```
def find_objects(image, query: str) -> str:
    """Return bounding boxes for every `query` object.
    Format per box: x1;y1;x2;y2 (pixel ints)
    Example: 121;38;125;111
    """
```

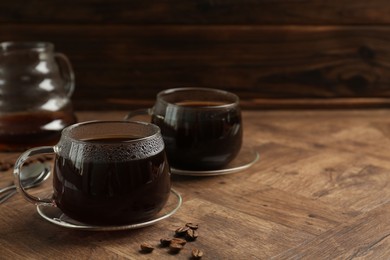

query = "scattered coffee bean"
175;226;190;236
191;248;204;259
169;243;183;254
139;222;201;256
186;223;199;230
160;237;172;247
185;229;198;241
140;242;154;253
171;237;187;246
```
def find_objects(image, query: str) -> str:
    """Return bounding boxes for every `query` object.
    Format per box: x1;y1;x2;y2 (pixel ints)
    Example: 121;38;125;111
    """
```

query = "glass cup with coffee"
126;88;243;171
14;121;171;225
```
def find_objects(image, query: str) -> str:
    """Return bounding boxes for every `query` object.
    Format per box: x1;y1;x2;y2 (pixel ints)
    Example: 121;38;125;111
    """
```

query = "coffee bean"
139;222;202;256
140;242;154;253
169;243;183;254
191;248;204;259
171;237;187;246
175;226;190;236
185;229;198;241
159;237;172;247
186;223;199;230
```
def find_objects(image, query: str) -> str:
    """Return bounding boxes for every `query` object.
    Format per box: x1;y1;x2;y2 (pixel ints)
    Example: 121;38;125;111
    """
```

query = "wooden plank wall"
1;1;390;110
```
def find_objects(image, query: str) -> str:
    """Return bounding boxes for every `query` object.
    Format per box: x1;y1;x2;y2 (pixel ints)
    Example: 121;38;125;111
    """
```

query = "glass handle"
13;146;55;206
55;53;75;98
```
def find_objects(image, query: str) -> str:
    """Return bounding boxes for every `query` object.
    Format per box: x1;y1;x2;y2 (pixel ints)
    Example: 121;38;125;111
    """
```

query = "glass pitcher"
0;41;77;151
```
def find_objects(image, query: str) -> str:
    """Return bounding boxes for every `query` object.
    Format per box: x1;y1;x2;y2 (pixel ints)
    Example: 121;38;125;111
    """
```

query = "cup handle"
55;53;75;98
13;146;56;206
124;108;152;121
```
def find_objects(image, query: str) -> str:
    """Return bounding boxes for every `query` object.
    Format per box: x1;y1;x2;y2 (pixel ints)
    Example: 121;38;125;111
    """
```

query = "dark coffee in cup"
126;88;243;171
14;121;171;225
152;100;242;170
53;136;170;225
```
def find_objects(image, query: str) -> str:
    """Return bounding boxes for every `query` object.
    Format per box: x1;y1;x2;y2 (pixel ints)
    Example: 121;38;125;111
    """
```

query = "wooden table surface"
1;110;390;259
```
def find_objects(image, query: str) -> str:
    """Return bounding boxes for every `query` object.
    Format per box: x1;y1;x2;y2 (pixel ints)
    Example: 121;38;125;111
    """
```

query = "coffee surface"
174;101;229;107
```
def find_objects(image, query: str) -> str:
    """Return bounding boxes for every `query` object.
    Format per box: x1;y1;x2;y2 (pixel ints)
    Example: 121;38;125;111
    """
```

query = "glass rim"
60;120;161;145
156;87;240;109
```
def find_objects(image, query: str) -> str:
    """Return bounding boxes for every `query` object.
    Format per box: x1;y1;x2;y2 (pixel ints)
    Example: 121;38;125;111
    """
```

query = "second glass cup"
126;88;243;171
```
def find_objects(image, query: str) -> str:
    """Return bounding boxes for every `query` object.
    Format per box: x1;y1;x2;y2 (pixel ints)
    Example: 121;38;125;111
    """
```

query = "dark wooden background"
2;1;390;110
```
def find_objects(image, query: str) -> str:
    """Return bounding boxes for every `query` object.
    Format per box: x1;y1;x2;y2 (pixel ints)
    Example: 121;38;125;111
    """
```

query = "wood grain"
1;1;390;25
2;24;390;109
0;110;389;258
2;1;390;109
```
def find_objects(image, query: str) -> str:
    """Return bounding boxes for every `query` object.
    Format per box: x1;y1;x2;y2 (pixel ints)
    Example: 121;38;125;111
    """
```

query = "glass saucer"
36;189;182;231
171;146;259;176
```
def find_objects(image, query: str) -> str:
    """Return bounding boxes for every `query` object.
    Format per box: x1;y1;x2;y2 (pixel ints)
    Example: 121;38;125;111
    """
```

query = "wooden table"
1;110;390;259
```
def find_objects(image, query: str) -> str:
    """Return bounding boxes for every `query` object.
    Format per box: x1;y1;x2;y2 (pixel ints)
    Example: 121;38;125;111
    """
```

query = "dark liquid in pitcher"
0;110;77;151
152;101;242;170
53;137;171;225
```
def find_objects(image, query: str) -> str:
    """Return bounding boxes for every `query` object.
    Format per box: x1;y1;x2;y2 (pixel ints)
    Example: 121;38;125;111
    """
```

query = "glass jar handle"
55;53;75;97
13;146;56;206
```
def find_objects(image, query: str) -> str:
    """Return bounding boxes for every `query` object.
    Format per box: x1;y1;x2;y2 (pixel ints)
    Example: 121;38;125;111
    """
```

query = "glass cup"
126;88;243;171
14;121;171;225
